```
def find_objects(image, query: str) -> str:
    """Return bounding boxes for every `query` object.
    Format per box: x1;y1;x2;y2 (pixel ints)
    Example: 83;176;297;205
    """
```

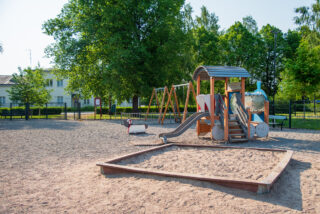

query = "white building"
0;69;134;108
0;69;94;107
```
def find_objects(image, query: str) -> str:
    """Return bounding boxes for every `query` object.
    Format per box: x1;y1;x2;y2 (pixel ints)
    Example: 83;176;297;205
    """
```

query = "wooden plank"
224;108;228;141
197;76;200;136
264;100;269;125
241;78;246;106
210;77;215;130
225;78;229;112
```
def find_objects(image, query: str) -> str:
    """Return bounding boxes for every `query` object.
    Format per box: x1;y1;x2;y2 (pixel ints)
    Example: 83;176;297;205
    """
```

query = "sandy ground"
0;119;319;213
118;146;283;181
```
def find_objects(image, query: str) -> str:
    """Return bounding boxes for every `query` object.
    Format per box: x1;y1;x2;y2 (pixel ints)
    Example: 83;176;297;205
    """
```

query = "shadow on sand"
104;159;310;211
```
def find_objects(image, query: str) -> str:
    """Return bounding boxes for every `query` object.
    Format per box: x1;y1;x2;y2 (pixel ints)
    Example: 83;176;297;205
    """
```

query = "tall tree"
242;16;258;35
7;68;52;105
194;6;220;65
43;0;191;112
256;24;285;98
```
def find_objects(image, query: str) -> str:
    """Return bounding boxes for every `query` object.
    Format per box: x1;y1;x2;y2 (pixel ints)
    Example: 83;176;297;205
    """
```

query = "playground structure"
159;66;270;143
145;82;197;124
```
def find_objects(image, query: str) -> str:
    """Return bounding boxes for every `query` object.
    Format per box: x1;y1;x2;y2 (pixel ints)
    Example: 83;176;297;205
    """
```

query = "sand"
0;120;320;213
118;146;284;181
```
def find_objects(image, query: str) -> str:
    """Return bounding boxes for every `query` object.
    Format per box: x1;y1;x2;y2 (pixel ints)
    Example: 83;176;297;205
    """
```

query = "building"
0;69;134;108
0;70;94;107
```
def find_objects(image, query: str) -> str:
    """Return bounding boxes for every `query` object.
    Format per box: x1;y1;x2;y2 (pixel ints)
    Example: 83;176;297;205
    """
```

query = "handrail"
233;93;249;138
216;94;226;126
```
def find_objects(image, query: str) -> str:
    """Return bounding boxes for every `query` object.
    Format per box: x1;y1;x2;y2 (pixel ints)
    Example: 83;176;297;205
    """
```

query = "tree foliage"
43;0;193;111
7;68;52;105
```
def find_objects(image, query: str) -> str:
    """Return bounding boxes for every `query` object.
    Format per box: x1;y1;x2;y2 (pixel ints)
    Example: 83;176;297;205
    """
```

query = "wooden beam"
161;86;174;125
158;86;167;123
173;87;181;118
224;108;228;141
210;77;215;130
145;88;155;121
264;101;269;125
182;83;191;122
247;108;251;139
241;78;246;107
225;77;229;112
197;76;200;136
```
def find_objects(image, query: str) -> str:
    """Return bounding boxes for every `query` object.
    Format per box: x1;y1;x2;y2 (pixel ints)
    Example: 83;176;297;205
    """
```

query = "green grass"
270;114;320;130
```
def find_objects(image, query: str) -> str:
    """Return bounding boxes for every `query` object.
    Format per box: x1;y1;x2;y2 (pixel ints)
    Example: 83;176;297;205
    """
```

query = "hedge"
0;107;62;115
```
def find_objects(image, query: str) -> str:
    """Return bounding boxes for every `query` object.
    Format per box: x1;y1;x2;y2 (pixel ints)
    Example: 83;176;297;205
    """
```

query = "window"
84;99;90;104
57;96;63;103
46;79;53;87
0;97;5;105
57;80;63;87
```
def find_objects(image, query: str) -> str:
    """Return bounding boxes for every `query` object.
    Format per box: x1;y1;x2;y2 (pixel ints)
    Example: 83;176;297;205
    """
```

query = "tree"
43;0;192;112
242;16;258;35
220;22;263;82
7;68;52;105
256;24;285;98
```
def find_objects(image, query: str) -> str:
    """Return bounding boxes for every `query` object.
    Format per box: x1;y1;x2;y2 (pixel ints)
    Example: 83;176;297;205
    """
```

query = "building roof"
192;66;251;80
0;75;15;86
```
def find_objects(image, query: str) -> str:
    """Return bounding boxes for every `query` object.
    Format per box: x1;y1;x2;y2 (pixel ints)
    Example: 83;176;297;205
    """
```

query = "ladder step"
228;119;238;122
231;138;248;142
230;133;245;137
229;129;242;131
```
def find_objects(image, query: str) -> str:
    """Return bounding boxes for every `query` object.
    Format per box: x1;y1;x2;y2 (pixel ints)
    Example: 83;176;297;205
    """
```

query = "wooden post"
173;87;181;118
224;108;228;141
247;108;251;139
182;83;191;122
155;90;160;112
190;82;197;104
197;76;201;136
264;100;269;125
161;86;175;124
158;87;167;123
241;78;246;107
145;88;155;120
210;77;215;140
225;77;229;112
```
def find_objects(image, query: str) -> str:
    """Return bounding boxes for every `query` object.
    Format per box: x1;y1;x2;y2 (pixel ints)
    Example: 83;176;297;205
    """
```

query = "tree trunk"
132;95;139;113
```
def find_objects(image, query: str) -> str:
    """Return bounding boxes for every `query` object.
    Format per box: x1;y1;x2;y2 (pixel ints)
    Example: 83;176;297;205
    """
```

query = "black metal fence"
0;102;67;120
270;99;320;129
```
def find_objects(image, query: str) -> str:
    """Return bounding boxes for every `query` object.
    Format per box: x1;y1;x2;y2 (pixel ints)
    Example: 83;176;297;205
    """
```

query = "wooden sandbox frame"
97;144;293;194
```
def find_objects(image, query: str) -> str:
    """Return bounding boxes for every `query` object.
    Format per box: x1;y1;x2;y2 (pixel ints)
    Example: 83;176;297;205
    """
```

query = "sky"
0;0;315;75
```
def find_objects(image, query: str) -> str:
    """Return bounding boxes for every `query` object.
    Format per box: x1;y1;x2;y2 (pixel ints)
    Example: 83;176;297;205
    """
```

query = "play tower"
159;65;269;143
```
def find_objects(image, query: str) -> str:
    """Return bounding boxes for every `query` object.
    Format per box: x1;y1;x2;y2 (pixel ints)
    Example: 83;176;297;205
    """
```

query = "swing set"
145;81;197;124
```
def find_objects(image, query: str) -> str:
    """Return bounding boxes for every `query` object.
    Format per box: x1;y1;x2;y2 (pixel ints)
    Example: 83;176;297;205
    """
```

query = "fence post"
303;99;306;120
25;103;29;120
10;103;12;120
314;96;316;116
289;100;292;129
64;103;67;120
46;103;48;119
78;102;81;120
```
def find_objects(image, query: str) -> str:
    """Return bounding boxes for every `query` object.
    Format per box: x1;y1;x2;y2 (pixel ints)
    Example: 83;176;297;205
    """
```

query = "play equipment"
145;82;197;125
123;119;148;134
160;66;270;143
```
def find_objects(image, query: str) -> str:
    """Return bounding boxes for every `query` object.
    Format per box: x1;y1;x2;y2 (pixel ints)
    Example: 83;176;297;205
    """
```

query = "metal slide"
159;112;210;143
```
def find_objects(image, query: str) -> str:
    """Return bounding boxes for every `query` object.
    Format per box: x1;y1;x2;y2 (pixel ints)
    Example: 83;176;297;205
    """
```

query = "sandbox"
97;144;293;193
